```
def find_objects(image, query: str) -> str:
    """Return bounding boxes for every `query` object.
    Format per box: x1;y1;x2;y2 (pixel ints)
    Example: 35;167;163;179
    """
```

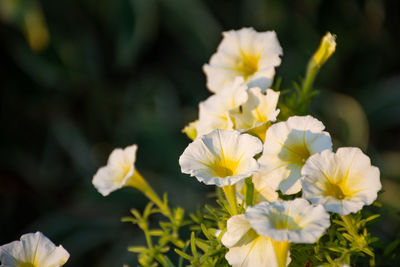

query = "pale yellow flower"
196;77;248;137
0;232;69;267
230;87;280;141
301;148;381;215
92;144;143;196
257;116;332;195
222;215;290;267
246;199;330;243
203;28;282;93
246;199;330;267
179;129;262;187
92;145;171;216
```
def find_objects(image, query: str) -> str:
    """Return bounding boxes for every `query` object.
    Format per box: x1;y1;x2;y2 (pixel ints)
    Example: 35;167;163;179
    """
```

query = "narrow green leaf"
128;246;148;253
174;248;193;261
149;230;164;236
190;232;198;257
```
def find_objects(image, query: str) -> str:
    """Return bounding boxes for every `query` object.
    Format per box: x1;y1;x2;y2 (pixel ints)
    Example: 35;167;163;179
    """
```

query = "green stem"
223;185;239;215
141;221;153;250
244;177;254;207
127;171;172;219
303;62;318;93
298;60;319;111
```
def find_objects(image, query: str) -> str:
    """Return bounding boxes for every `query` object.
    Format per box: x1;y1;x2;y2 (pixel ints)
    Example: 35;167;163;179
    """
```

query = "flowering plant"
0;28;383;267
89;28;383;267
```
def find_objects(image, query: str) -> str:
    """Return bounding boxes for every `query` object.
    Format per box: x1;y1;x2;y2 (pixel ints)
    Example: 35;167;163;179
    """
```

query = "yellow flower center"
324;182;346;199
120;162;132;175
287;144;311;165
18;263;36;267
210;159;238;178
237;53;259;79
271;214;302;230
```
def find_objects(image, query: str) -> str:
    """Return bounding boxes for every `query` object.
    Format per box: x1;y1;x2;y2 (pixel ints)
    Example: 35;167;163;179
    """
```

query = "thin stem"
127;171;173;219
297;60;319;113
244;177;254;207
223;185;239;215
302;61;319;97
141;221;153;250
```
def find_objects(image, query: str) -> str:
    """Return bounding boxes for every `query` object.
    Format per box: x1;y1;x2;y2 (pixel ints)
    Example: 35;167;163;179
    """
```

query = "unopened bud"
182;120;198;140
312;32;336;68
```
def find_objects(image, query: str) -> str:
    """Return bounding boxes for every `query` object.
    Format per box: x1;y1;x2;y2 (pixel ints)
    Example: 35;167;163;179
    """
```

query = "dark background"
0;0;399;266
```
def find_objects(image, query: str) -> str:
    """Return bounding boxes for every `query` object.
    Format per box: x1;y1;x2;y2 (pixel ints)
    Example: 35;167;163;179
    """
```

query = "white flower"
222;215;290;267
203;28;283;93
301;148;381;215
257;115;332;195
236;174;279;204
252;173;280;202
179;129;262;187
246;199;330;243
196;77;248;137
230;87;280;141
92;144;140;196
0;232;69;267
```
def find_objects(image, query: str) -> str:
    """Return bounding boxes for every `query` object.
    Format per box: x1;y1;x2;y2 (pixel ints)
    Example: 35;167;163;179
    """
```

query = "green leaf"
200;224;214;241
149;230;164;236
190;232;199;257
121;217;137;224
174;248;193;261
128;246;148;253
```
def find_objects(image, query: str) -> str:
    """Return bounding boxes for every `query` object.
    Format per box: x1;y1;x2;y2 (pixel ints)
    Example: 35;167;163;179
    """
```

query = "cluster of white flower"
82;28;382;267
0;28;383;267
178;28;382;267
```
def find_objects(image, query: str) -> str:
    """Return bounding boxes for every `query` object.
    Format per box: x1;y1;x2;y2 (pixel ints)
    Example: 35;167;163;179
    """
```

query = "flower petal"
203;28;282;93
221;215;256;248
179;130;262;187
225;237;282;267
301;148;381;215
196;77;248;137
0;232;69;267
258;116;332;194
246;199;330;243
92;144;138;196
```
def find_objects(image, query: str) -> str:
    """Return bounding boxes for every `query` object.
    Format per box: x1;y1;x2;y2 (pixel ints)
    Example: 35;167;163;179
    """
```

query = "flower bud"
311;32;336;68
182;120;198;140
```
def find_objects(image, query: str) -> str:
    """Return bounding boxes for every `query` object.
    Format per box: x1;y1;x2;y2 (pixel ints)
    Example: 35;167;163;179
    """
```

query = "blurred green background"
0;0;399;266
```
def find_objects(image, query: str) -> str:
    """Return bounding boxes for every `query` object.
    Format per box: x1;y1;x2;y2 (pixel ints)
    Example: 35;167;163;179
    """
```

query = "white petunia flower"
0;232;69;267
222;215;290;267
196;77;248;137
257;115;332;195
246;198;330;243
92;144;142;196
301;148;381;216
252;173;280;202
236;174;279;205
230;87;280;141
203;27;283;93
179;129;262;187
